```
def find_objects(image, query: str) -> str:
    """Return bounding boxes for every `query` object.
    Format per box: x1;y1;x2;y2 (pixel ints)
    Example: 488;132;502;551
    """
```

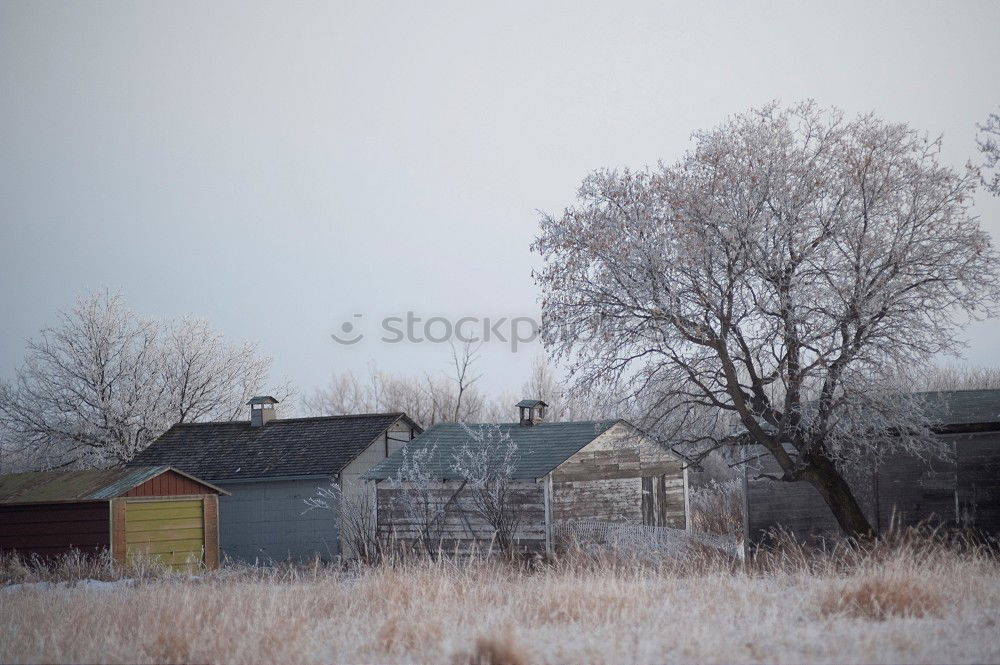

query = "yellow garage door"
125;499;205;569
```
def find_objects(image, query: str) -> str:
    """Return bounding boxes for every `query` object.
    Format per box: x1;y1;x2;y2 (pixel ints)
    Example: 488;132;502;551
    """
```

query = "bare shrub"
451;423;521;555
820;577;943;620
689;478;743;535
0;549;175;585
453;631;528;665
304;482;382;563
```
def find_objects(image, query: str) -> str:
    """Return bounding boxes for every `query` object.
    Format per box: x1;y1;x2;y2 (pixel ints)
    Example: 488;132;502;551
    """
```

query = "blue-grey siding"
216;478;338;562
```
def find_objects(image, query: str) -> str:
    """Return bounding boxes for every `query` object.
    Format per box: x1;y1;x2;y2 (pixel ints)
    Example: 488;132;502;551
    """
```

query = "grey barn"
365;400;689;555
129;397;420;562
742;389;1000;549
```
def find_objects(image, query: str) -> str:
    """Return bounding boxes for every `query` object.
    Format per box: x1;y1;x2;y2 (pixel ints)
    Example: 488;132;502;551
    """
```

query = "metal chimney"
248;396;279;427
516;399;548;427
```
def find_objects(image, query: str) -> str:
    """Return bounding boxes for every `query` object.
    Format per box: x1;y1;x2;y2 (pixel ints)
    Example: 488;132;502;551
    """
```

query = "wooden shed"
365;402;688;556
0;466;228;569
741;389;1000;548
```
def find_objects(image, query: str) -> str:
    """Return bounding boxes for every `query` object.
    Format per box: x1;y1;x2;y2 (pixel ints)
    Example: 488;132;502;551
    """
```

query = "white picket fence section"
555;521;742;558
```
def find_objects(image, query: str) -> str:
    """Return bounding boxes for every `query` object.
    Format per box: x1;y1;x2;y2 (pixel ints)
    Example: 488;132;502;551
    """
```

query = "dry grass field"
1;534;999;665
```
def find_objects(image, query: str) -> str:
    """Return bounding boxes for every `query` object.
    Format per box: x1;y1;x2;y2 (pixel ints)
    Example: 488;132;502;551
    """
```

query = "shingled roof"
364;419;626;481
129;413;420;482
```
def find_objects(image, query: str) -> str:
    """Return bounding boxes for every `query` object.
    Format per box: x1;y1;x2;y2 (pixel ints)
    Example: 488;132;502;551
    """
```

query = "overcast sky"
1;0;998;408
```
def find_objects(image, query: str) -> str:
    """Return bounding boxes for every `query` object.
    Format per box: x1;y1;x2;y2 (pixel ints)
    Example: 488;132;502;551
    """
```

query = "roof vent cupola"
248;396;279;427
516;399;548;427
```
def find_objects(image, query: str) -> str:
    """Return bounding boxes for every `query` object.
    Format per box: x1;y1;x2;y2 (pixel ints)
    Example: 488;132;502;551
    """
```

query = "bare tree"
304;482;382;563
0;291;287;471
160;316;276;424
451;423;521;554
978;108;1000;196
389;443;446;557
449;342;483;422
534;102;1000;540
0;292;162;470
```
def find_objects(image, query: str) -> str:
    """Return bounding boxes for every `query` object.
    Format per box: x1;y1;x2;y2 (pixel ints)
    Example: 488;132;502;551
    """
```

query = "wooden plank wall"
0;501;110;558
957;431;1000;535
551;424;686;529
877;446;957;532
745;430;1000;545
376;480;546;554
125;470;213;497
745;460;877;546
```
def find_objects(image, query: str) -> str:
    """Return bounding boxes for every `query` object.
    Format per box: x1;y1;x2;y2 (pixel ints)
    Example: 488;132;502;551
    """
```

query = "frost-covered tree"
160;316;275;425
389;443;445;556
534;102;1000;540
977;108;1000;196
451;423;521;554
0;291;286;471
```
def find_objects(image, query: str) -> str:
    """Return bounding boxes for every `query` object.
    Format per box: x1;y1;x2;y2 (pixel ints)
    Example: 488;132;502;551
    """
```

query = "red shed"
0;466;228;570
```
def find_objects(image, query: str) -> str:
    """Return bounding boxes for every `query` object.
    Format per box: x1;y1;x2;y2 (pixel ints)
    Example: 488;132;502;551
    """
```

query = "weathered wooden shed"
365;401;688;555
0;466;227;569
741;389;1000;548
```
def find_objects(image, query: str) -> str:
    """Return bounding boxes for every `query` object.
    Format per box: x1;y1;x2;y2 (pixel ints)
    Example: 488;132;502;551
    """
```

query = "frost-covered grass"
1;535;998;665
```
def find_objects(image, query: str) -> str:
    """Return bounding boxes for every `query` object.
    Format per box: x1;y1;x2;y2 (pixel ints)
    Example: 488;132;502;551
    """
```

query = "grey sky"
1;0;998;405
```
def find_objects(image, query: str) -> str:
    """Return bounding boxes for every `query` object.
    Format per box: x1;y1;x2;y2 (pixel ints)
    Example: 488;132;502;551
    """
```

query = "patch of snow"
1;578;136;593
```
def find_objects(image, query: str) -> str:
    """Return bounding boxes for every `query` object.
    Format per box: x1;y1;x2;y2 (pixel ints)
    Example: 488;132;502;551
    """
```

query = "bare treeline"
303;345;600;426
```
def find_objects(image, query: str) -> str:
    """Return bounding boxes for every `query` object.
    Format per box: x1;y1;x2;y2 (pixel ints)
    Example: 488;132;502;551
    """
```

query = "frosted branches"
389;443;446;556
451;423;521;554
534;102;1000;537
0;290;285;470
977;109;1000;196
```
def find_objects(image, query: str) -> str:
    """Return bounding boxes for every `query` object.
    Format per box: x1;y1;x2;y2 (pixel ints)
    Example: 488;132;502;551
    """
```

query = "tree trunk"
803;455;876;541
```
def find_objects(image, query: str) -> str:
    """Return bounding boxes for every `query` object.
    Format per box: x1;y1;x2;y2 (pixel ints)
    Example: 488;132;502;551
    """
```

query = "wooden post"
110;498;126;564
203;494;220;570
543;474;553;557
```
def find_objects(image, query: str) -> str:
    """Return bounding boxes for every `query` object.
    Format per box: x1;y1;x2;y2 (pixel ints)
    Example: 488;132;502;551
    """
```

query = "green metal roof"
0;466;226;505
364;420;622;481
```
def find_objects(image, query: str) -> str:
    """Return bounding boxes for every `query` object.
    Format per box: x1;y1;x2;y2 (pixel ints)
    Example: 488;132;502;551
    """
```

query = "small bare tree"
449;342;484;422
389;443;446;557
304;483;382;564
451;423;521;555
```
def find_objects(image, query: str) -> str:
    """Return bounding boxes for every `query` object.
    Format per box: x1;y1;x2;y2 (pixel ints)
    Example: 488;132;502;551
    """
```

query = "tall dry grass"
1;531;998;664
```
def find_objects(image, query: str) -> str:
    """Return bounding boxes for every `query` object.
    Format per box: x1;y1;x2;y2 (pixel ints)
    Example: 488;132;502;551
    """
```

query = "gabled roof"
515;399;548;408
365;419;625;481
0;466;226;505
128;413;421;482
